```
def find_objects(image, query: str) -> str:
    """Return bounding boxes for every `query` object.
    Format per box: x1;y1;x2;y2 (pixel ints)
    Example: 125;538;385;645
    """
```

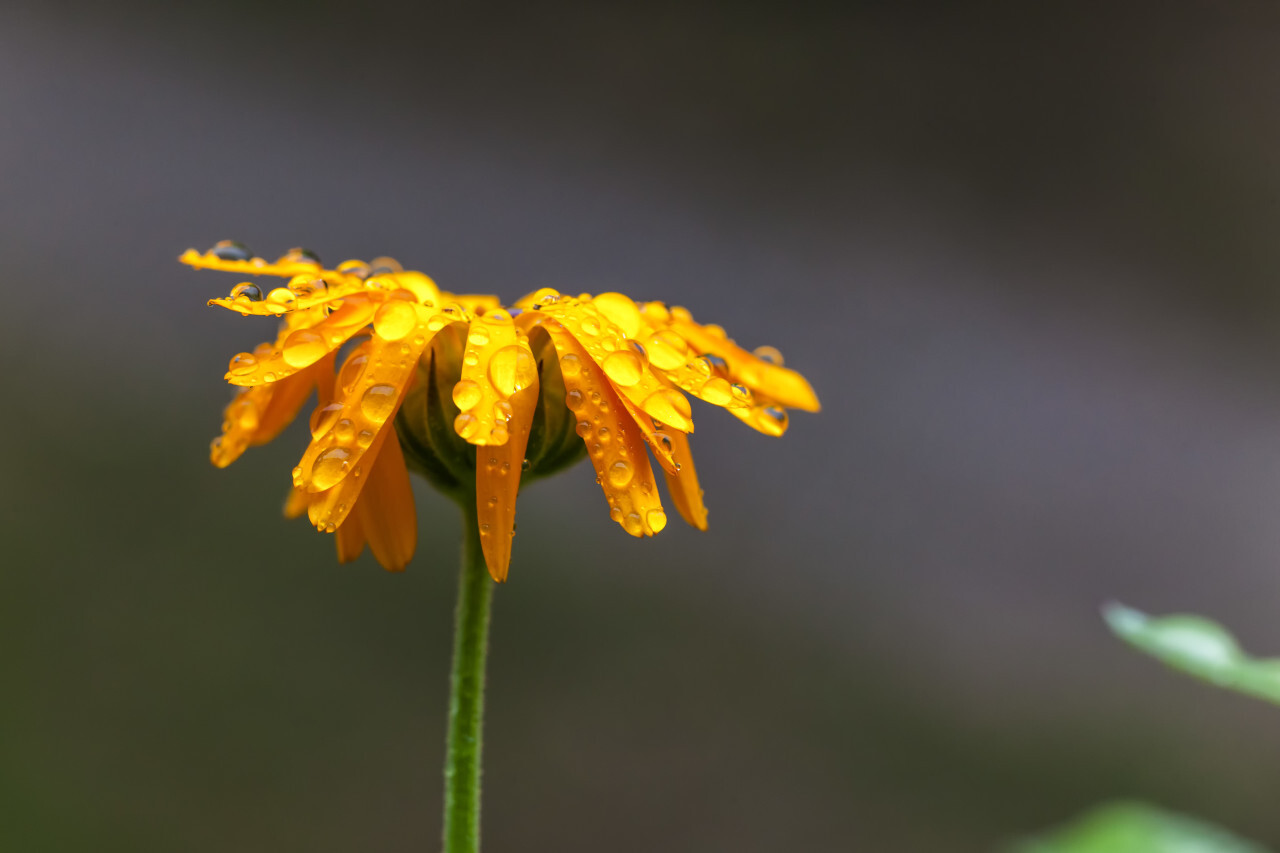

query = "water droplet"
602;350;644;386
753;345;784;366
337;259;372;279
228;352;258;375
263;372;277;383
210;240;252;261
731;383;753;404
333;418;355;442
265;287;297;312
581;317;601;336
369;256;403;274
646;509;667;533
490;425;510;443
623;512;644;536
533;288;561;304
597;425;611;442
641;387;692;427
488;344;535;397
487;309;511;324
610;506;624;522
454;412;481;439
521;458;531;471
559;353;582;378
704;324;727;339
565;389;585;411
645;330;686;370
287;274;327;299
464;351;479;366
642;301;671;324
576;420;592;438
324;522;337;534
373;300;417;341
311;446;353;490
309;402;343;438
655;432;674;453
356;430;374;448
339;351;369;393
282;328;327;367
607;460;633;488
699;376;733;406
760;406;789;435
230;282;263;302
360;384;398;422
468;326;491;346
280;247;321;266
452;379;483;410
592;292;642;337
494;400;514;422
702;353;728;375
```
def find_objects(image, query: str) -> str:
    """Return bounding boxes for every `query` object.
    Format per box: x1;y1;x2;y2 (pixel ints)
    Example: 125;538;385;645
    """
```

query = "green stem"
443;501;493;853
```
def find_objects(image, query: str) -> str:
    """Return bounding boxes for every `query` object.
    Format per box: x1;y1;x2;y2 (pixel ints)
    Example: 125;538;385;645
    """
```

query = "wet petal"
660;428;708;530
727;395;792;437
475;377;539;582
354;430;417;571
671;315;820;412
540;319;667;537
210;366;317;468
534;296;695;433
454;308;537;446
334;510;367;564
615;395;680;475
224;297;377;386
297;303;442;499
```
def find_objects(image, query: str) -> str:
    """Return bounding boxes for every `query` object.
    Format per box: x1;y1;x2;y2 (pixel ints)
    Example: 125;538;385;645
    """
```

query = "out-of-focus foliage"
1011;802;1272;853
1104;603;1280;706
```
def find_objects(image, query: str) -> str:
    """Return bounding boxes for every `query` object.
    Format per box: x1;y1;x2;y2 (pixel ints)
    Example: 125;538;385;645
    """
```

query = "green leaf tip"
1010;800;1272;853
1104;602;1280;706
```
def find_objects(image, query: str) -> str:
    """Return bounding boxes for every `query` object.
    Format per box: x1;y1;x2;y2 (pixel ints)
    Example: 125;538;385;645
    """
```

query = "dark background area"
3;1;1280;850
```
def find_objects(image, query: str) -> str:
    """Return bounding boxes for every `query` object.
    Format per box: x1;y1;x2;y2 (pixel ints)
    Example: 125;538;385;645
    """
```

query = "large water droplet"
565;389;585;411
623;512;644;536
279;247;321;266
210;240;252;261
265;288;297;312
311;446;352;490
641;387;692;427
287;274;327;299
360;384;398;421
230;282;263;302
455;411;481;439
310;402;343;438
602;350;644;386
645;330;687;370
646;509;667;533
699;376;733;406
339;351;369;394
488;344;535;397
642;301;671;324
333;418;355;442
452;379;483;410
228;352;258;376
282;328;327;367
702;353;728;375
593;292;642;337
753;345;784;366
607;460;633;488
373;300;417;341
337;259;372;280
559;353;582;378
468;326;491;346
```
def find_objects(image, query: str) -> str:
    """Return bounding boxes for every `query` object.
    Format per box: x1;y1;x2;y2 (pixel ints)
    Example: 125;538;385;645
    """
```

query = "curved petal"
670;314;820;412
355;430;417;571
475;376;539;582
660;428;708;530
334;509;367;564
615;395;680;475
540;319;668;537
297;303;443;496
211;365;317;468
223;297;377;386
533;296;695;434
453;308;537;446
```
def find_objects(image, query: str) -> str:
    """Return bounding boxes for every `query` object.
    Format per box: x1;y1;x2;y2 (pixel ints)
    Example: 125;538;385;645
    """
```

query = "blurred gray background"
3;1;1280;850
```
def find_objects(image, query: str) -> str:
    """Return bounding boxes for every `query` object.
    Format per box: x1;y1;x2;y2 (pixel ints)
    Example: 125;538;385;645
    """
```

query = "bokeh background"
4;1;1280;850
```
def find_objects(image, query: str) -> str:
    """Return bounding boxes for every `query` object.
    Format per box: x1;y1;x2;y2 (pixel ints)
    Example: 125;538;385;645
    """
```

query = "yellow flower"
184;241;820;581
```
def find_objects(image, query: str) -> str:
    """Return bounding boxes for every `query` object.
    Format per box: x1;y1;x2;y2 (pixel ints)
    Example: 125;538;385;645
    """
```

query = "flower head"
185;241;820;581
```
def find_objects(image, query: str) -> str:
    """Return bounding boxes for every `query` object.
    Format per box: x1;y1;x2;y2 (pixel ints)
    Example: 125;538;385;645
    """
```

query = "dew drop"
641;387;692;428
230;282;264;303
455;412;481;439
592;292;642;337
559;353;583;378
311;447;353;490
282;328;327;368
360;384;398;422
339;351;369;394
642;301;671;324
452;379;483;410
265;287;297;312
210;240;252;261
645;330;687;370
581;317;601;336
369;256;403;274
287;274;327;299
279;247;321;266
464;351;479;367
565;389;585;411
521;458;531;471
228;352;258;376
488;344;535;397
623;512;644;536
337;260;372;279
607;460;633;488
731;383;753;404
602;350;644;386
373;300;417;341
309;402;343;438
646;509;668;533
702;353;728;375
753;345;784;366
759;406;789;436
468;326;491;346
356;430;374;448
699;376;733;406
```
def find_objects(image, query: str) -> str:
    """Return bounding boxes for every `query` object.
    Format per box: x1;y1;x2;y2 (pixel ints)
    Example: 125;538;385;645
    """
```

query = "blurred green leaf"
1011;801;1271;853
1104;603;1280;706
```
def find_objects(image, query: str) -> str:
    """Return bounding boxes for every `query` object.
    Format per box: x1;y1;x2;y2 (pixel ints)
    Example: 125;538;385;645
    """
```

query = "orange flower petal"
334;508;367;564
354;431;417;571
453;308;537;446
541;319;668;536
223;297;377;386
474;377;539;582
283;484;311;519
534;295;695;434
210;366;317;468
659;428;708;530
297;303;443;497
615;395;680;475
671;315;820;412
